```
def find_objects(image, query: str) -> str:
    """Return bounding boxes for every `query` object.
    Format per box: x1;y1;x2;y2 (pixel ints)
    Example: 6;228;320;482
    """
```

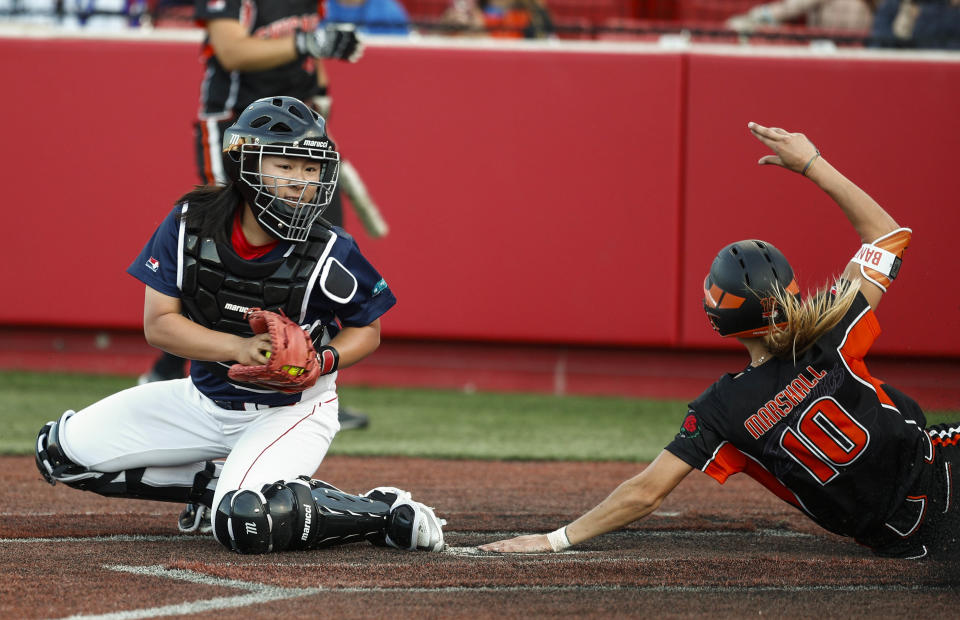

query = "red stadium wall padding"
324;46;686;346
1;37;685;347
680;53;960;356
0;37;201;330
0;35;958;356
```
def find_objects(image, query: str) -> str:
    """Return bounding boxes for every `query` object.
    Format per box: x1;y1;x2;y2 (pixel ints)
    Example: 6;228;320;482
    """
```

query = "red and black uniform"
195;0;321;123
667;289;959;559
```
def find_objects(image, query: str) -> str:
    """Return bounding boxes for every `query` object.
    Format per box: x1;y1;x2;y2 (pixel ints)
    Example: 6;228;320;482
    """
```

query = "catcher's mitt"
227;309;321;394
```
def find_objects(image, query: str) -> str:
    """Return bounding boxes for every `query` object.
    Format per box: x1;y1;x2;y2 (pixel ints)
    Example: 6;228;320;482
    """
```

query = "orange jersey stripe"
704;442;801;508
838;307;895;408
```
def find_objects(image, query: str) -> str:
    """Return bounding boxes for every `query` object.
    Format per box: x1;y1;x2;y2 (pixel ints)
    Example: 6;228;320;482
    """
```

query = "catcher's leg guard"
35;411;98;487
36;413;217;505
365;486;447;552
212;478;392;554
305;479;392;548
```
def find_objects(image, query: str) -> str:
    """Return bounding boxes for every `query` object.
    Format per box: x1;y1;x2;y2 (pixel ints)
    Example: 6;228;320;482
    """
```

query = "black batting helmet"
222;96;339;242
702;240;800;338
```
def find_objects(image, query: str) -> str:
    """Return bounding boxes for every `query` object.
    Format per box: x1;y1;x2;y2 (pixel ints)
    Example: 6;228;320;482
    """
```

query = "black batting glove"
295;24;364;62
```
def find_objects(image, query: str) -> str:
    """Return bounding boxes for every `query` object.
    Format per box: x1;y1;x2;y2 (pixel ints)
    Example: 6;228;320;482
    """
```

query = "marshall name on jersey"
667;290;930;545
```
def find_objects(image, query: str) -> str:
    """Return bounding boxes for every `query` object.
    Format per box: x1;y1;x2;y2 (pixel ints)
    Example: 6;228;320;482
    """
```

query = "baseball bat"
339;159;389;238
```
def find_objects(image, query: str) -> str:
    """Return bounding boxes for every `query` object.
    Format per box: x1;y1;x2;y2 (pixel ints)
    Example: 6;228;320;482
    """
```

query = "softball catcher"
35;96;445;554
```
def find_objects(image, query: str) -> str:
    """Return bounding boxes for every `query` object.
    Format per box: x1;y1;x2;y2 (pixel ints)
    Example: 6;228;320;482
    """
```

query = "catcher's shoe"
364;486;446;552
178;503;213;535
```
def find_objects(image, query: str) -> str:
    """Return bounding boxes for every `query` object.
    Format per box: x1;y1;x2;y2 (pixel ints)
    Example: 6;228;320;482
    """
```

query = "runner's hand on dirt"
479;534;552;553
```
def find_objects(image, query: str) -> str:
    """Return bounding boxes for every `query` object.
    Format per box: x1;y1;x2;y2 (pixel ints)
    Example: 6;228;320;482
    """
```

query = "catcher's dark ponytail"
176;182;245;243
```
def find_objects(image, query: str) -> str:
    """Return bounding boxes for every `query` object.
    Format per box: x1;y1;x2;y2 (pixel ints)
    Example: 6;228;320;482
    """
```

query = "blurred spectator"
1;0;132;28
325;0;412;35
871;0;960;48
726;0;875;32
443;0;555;38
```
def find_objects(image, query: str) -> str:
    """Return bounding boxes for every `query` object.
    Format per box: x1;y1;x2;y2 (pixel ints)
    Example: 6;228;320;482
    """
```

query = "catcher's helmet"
702;240;800;338
222;96;339;242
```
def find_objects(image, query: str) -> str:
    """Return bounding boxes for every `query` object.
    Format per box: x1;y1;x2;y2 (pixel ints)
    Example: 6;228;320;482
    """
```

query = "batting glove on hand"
295;24;364;62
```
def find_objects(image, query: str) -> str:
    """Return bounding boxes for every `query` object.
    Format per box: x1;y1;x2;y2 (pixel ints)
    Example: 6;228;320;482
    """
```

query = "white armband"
852;244;899;277
850;228;912;292
546;526;571;552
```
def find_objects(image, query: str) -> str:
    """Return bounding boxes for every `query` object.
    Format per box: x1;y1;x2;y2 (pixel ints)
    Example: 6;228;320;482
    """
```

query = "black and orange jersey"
666;290;932;543
195;0;322;120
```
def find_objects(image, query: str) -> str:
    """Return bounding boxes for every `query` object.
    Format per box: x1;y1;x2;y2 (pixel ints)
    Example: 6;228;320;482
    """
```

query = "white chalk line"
53;562;952;620
54;564;321;620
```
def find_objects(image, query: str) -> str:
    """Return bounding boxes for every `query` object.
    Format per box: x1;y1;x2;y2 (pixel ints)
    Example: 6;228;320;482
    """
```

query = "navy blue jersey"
195;0;322;119
128;204;396;405
666;291;931;543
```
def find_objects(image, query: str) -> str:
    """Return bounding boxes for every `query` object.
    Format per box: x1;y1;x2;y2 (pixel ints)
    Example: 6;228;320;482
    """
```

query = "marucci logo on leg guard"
301;503;312;542
244;522;258;535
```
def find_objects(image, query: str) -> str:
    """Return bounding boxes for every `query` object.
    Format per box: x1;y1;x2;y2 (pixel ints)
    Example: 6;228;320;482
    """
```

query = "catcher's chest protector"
180;223;331;336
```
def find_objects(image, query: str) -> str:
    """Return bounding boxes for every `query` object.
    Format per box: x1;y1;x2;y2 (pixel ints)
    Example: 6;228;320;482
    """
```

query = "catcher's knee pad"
214;487;283;554
35;411;98;488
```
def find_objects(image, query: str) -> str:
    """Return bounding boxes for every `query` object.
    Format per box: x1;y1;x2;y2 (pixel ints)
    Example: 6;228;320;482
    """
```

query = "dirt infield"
3;454;957;619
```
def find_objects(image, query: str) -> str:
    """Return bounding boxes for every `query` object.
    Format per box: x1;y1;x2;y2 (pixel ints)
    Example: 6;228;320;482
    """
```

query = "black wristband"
316;345;340;375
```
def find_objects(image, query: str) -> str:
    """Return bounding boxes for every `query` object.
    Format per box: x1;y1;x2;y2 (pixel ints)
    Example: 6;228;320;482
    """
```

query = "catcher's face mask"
221;96;340;242
238;145;339;242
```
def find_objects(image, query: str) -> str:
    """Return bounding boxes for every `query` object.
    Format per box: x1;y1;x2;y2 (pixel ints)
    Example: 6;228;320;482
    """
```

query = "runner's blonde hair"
764;278;861;361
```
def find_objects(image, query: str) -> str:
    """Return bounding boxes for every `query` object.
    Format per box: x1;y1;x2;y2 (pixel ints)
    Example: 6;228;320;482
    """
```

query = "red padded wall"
0;38;201;328
325;46;685;344
681;53;960;355
0;35;957;356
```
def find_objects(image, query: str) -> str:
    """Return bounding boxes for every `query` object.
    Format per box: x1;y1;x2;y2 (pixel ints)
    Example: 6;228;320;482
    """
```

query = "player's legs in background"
138;351;188;384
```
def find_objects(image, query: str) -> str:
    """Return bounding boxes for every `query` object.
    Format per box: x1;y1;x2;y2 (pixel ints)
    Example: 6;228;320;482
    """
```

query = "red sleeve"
704;443;801;508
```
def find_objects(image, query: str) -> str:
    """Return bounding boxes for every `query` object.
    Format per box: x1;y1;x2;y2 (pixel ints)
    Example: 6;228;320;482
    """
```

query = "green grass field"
2;370;956;461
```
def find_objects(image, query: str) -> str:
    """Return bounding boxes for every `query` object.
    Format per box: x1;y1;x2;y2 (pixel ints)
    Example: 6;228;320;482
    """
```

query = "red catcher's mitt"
227;309;320;394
